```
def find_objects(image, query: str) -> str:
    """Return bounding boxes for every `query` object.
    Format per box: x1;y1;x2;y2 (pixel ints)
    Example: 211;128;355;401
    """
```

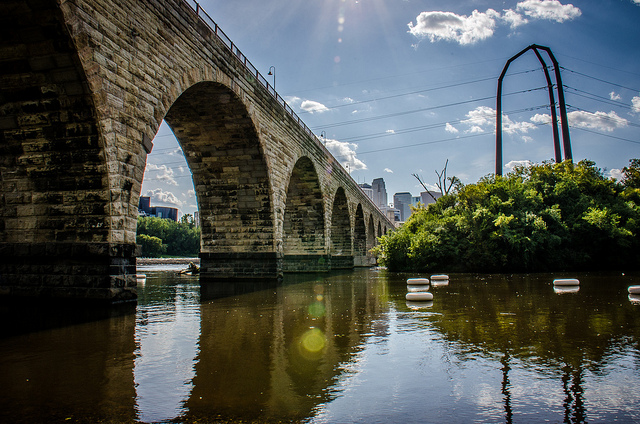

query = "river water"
1;267;639;423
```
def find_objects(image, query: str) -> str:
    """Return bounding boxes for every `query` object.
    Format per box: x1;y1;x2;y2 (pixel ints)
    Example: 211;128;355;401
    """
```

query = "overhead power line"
561;66;640;93
312;86;547;130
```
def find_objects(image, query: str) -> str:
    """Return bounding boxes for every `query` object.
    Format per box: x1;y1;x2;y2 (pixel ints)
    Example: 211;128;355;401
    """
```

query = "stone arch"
330;187;353;269
353;204;366;266
163;81;276;280
367;214;376;251
377;222;382;240
282;157;326;272
0;0;136;300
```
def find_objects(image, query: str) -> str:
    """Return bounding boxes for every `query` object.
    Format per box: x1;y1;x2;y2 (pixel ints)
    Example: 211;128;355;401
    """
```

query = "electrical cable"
312;86;548;130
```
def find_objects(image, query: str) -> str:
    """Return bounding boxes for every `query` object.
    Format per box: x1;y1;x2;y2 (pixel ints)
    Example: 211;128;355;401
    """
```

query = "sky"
141;0;640;217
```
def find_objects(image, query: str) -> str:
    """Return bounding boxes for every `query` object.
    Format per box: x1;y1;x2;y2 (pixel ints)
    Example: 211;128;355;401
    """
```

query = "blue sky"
142;0;640;217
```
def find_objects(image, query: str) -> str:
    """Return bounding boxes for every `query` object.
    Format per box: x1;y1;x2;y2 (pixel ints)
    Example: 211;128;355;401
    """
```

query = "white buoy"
407;285;429;293
628;285;640;295
406;278;430;285
406;292;433;301
430;274;449;281
553;278;580;286
554;286;580;294
406;301;434;309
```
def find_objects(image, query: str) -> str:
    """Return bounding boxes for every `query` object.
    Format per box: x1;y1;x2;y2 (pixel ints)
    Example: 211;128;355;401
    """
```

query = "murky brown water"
1;268;639;423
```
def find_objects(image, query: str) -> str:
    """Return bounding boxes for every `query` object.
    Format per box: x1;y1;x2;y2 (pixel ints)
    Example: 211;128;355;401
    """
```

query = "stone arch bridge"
0;0;394;301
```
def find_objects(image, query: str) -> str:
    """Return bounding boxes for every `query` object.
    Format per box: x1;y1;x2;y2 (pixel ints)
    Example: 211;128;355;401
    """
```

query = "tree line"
373;159;640;273
137;214;200;257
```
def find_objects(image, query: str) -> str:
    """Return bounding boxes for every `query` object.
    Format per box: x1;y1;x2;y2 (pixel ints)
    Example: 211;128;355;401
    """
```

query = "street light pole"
268;66;276;90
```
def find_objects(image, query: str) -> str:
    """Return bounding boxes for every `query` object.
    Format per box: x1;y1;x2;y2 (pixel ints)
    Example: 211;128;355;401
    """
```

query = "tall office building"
359;183;373;201
421;190;442;206
371;178;387;210
393;192;413;222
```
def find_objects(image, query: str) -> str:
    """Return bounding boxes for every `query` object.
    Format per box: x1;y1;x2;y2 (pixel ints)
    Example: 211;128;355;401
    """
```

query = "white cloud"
300;100;329;114
145;163;178;186
502;9;529;28
505;160;533;170
609;168;624;181
462;106;536;136
516;0;581;22
325;139;367;172
409;1;580;45
445;122;459;133
384;168;394;173
567;110;628;131
634;0;640;5
632;94;640;113
532;110;628;131
407;9;500;45
531;113;552;125
610;91;621;101
187;189;196;198
145;188;184;208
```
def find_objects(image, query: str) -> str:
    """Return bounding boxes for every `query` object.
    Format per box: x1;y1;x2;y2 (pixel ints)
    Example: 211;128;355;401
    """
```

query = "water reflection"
0;300;137;422
182;271;389;422
133;270;200;422
0;269;639;423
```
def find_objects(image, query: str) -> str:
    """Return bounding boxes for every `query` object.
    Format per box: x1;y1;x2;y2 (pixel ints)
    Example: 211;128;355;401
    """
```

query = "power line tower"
496;44;573;176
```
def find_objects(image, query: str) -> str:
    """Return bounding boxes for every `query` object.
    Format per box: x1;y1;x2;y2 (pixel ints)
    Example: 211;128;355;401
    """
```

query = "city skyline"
142;0;640;217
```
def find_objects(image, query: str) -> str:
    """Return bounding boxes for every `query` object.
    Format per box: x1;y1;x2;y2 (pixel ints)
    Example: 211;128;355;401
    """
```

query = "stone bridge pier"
0;0;394;302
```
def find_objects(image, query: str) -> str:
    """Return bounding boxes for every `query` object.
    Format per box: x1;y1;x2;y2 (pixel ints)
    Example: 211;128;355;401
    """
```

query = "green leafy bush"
373;159;640;272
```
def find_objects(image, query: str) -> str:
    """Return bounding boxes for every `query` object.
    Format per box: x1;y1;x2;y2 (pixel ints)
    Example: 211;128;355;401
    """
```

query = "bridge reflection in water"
0;269;639;423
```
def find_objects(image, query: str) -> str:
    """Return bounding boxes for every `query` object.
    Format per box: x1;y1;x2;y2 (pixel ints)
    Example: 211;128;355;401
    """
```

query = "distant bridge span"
0;0;394;301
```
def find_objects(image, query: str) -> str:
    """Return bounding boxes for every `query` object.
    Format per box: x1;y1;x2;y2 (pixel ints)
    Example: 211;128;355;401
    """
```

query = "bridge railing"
182;1;322;147
182;0;391;222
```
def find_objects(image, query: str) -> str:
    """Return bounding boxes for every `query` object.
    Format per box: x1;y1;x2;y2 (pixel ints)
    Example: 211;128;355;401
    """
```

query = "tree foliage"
137;216;201;257
373;160;640;273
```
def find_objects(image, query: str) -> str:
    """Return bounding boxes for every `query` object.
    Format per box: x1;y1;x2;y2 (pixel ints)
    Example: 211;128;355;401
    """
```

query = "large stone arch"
164;81;277;280
330;187;352;269
0;0;137;300
0;0;397;301
353;204;366;266
367;214;376;253
283;157;326;272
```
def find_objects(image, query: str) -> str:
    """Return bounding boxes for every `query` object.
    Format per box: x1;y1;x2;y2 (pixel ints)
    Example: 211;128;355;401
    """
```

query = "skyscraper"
393;192;412;222
371;178;387;210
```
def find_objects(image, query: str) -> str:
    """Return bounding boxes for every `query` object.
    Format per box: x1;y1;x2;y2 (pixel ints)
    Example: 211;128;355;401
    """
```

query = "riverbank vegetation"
373;159;640;273
136;215;200;257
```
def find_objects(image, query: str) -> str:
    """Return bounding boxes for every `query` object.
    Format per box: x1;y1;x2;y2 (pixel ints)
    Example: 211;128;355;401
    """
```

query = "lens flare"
300;327;326;354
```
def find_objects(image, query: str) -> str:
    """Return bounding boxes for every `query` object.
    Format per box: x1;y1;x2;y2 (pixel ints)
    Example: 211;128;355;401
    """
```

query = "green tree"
137;216;201;257
137;233;166;257
373;159;640;273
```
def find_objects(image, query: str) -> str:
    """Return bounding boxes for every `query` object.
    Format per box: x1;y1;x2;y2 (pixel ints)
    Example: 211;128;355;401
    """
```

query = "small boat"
406;278;429;285
628;285;640;295
629;294;640;304
405;292;433;301
135;274;146;284
430;274;449;281
553;278;580;286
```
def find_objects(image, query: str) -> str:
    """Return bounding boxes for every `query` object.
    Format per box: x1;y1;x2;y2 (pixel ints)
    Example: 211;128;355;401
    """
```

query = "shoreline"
137;257;200;265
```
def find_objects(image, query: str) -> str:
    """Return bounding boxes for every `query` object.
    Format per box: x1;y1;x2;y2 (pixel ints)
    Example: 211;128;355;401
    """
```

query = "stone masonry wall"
0;0;393;298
